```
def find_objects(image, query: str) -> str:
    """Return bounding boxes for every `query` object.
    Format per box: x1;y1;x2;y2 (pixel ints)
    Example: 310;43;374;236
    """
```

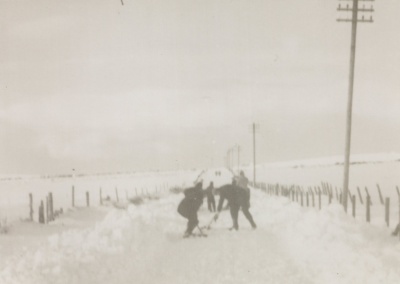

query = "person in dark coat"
236;170;250;207
205;181;216;212
214;180;256;230
177;181;204;237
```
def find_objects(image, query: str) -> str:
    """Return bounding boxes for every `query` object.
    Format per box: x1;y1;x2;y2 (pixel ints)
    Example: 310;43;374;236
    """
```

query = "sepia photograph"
1;0;400;283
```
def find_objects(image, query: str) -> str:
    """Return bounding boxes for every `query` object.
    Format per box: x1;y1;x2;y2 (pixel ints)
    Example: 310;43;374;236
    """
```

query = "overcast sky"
1;0;399;175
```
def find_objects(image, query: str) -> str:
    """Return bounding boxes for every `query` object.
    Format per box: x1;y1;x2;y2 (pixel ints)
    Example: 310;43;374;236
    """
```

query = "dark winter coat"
205;185;214;200
177;186;204;218
217;184;250;212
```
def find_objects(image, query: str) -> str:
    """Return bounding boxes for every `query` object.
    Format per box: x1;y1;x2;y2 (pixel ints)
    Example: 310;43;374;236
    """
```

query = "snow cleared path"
1;168;400;284
0;196;311;284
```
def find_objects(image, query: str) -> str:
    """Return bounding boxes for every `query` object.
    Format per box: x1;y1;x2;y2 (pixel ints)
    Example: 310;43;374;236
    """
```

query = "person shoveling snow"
177;181;206;238
213;179;257;231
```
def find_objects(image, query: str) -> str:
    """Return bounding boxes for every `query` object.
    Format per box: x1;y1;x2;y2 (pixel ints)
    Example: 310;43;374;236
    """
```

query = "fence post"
357;187;364;205
100;187;103;205
86;191;90;207
29;193;33;221
365;187;373;205
366;196;371;223
72;186;75;207
39;200;45;224
352;195;356;218
49;192;54;221
377;184;384;205
385;197;390;227
347;188;352;206
318;189;321;210
45;196;49;224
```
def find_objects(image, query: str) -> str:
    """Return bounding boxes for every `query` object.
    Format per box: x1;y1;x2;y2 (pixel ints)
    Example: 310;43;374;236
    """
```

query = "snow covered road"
1;168;400;284
0;194;311;284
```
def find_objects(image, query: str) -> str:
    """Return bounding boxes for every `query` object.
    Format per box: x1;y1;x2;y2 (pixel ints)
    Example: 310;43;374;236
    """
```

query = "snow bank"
2;187;400;284
254;195;400;284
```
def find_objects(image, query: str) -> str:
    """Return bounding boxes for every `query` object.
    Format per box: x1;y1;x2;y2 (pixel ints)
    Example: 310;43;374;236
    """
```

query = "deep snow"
1;167;400;284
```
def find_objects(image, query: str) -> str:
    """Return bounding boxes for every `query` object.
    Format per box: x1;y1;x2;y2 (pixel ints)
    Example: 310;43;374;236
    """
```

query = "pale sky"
1;0;399;174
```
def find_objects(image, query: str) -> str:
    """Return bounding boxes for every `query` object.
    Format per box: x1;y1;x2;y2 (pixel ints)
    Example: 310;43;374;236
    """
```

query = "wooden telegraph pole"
237;145;240;172
337;0;374;212
251;123;259;187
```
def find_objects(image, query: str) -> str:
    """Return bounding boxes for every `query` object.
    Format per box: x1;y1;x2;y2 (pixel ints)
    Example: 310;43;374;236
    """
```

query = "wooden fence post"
29;193;33;221
347;188;352;206
366;196;371;223
377;184;384;205
39;200;44;224
45;196;49;224
352;195;356;218
385;197;390;227
72;186;75;207
365;187;373;205
86;191;90;207
49;192;54;221
318;189;321;210
357;187;364;205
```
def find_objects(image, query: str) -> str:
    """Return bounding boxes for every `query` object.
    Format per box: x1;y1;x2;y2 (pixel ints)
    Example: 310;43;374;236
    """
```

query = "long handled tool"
203;212;219;230
196;225;207;237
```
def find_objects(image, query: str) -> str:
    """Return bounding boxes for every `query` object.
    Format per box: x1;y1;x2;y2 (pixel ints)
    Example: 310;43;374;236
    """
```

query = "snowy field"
0;169;201;224
243;153;400;232
1;156;400;283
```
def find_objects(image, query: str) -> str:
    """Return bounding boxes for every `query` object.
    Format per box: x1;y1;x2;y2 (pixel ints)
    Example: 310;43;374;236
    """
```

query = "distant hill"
259;153;400;169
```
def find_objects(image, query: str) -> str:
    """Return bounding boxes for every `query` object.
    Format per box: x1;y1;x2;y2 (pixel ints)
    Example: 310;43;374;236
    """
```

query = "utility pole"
226;150;230;169
337;0;374;212
231;147;234;170
251;123;259;186
237;145;240;172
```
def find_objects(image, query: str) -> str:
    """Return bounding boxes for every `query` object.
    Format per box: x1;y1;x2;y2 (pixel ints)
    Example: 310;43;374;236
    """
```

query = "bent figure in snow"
177;182;204;237
215;180;256;230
